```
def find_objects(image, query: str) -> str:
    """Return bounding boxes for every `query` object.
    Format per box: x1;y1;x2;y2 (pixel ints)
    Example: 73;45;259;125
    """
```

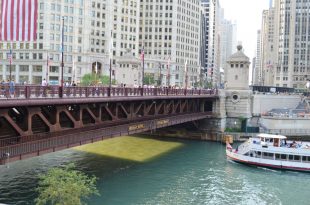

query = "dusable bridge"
0;86;218;164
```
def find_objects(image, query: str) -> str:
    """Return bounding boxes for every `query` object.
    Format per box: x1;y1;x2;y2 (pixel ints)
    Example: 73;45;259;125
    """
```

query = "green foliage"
81;73;116;86
194;81;202;88
225;127;242;133
204;81;213;89
238;116;246;122
35;163;99;205
143;73;155;85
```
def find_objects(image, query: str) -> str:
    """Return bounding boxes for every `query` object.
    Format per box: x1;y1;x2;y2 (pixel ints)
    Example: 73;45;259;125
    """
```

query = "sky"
219;0;270;62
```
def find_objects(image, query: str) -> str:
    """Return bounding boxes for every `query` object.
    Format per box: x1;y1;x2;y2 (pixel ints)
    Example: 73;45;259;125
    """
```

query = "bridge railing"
0;85;217;99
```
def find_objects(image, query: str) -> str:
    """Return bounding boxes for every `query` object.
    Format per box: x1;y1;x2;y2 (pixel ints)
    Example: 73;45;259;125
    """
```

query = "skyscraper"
139;0;202;88
201;0;221;88
272;0;310;88
0;0;203;88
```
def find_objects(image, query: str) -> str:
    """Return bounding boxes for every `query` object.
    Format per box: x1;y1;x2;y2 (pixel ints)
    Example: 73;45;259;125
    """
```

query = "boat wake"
257;166;280;173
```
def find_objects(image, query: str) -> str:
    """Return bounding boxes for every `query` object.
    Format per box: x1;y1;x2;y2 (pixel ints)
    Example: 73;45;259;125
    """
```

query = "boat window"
275;154;280;159
289;155;294;161
302;156;307;162
308;157;310;162
257;151;261;156
281;154;287;160
263;152;274;159
294;155;300;161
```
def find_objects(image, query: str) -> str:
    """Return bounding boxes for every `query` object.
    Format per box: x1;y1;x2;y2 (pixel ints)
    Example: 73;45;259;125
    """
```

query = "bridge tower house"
224;45;252;128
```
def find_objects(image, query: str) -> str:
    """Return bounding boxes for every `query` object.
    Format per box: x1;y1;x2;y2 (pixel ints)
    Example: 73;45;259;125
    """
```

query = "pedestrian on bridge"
9;79;15;97
0;80;5;96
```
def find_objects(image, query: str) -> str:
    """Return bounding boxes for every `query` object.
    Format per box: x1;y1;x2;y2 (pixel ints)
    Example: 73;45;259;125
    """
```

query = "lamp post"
109;30;113;96
60;17;64;97
9;48;12;81
167;57;170;87
185;60;188;89
141;47;145;96
142;48;145;86
158;62;162;86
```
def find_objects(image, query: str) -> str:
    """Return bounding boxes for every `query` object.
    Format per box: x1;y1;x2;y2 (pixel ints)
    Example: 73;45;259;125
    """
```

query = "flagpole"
185;60;188;90
9;48;12;81
46;51;49;83
142;47;145;87
167;57;170;87
109;30;113;97
60;17;64;97
95;61;97;85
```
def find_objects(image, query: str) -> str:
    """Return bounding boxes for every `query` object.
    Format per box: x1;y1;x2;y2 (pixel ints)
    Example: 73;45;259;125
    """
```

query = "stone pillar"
213;89;226;118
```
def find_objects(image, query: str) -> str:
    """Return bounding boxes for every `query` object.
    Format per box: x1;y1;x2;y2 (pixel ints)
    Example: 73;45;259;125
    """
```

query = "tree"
143;73;155;85
81;73;117;86
35;163;99;205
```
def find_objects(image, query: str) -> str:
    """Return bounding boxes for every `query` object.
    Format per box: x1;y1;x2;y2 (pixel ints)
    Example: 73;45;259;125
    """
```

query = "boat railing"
237;140;251;155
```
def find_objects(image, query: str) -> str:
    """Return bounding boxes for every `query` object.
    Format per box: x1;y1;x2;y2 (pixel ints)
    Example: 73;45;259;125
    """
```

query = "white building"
0;0;203;88
139;0;202;88
201;0;221;88
253;30;263;85
1;0;90;84
264;0;310;89
219;18;237;70
260;7;276;86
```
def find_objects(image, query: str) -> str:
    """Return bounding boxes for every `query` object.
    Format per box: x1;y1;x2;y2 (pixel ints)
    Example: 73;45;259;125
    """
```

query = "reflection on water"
1;136;310;205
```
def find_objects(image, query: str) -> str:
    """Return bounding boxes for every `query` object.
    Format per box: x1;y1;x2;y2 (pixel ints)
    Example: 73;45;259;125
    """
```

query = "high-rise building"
253;30;262;85
201;0;221;87
0;0;92;84
272;0;310;88
260;7;276;86
0;0;203;88
219;18;237;71
139;0;202;88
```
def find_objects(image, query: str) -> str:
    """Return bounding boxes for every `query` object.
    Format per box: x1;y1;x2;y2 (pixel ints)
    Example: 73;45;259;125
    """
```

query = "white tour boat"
226;133;310;172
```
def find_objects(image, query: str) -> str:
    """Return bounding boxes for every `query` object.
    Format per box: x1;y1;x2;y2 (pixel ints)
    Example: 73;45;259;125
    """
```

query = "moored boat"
226;133;310;172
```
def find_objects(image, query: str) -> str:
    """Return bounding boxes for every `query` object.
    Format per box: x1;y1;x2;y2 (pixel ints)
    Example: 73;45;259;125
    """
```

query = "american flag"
167;56;171;68
0;0;38;41
266;60;273;69
140;48;144;62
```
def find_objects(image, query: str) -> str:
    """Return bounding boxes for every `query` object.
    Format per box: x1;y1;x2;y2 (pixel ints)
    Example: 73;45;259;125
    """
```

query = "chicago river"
0;136;310;205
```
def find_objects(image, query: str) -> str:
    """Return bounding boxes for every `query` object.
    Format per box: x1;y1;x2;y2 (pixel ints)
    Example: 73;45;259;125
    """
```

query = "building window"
33;65;42;72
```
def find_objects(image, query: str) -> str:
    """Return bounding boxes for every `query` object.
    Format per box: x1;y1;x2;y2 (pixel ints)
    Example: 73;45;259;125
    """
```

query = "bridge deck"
0;86;218;164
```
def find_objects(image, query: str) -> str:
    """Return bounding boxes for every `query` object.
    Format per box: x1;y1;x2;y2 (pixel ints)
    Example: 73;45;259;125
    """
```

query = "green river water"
0;136;310;205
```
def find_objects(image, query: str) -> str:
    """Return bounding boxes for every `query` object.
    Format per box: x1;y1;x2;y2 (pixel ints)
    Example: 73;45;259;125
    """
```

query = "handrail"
0;85;218;99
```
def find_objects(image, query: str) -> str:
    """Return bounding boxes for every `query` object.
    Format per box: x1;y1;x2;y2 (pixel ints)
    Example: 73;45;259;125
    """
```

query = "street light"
60;17;65;97
158;62;162;86
185;60;188;89
167;57;171;87
142;47;145;88
109;30;113;96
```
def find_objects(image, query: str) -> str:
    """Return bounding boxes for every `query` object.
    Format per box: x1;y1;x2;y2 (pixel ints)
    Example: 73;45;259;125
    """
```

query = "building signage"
128;124;145;131
156;119;169;126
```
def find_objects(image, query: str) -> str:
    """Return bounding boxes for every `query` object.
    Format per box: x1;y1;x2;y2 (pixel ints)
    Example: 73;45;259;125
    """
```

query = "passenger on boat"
290;141;297;148
280;139;286;147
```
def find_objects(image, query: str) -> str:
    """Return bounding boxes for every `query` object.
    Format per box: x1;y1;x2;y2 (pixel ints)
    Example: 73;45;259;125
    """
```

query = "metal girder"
0;97;216;164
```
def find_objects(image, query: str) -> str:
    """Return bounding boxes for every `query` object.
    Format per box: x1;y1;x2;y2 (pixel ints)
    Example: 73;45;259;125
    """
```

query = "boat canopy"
257;133;287;139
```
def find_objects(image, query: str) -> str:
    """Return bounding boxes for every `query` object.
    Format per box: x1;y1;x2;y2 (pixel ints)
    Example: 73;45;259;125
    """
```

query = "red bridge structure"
0;86;218;164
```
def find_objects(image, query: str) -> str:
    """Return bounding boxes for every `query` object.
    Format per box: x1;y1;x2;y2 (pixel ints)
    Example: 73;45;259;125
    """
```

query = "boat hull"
226;149;310;172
